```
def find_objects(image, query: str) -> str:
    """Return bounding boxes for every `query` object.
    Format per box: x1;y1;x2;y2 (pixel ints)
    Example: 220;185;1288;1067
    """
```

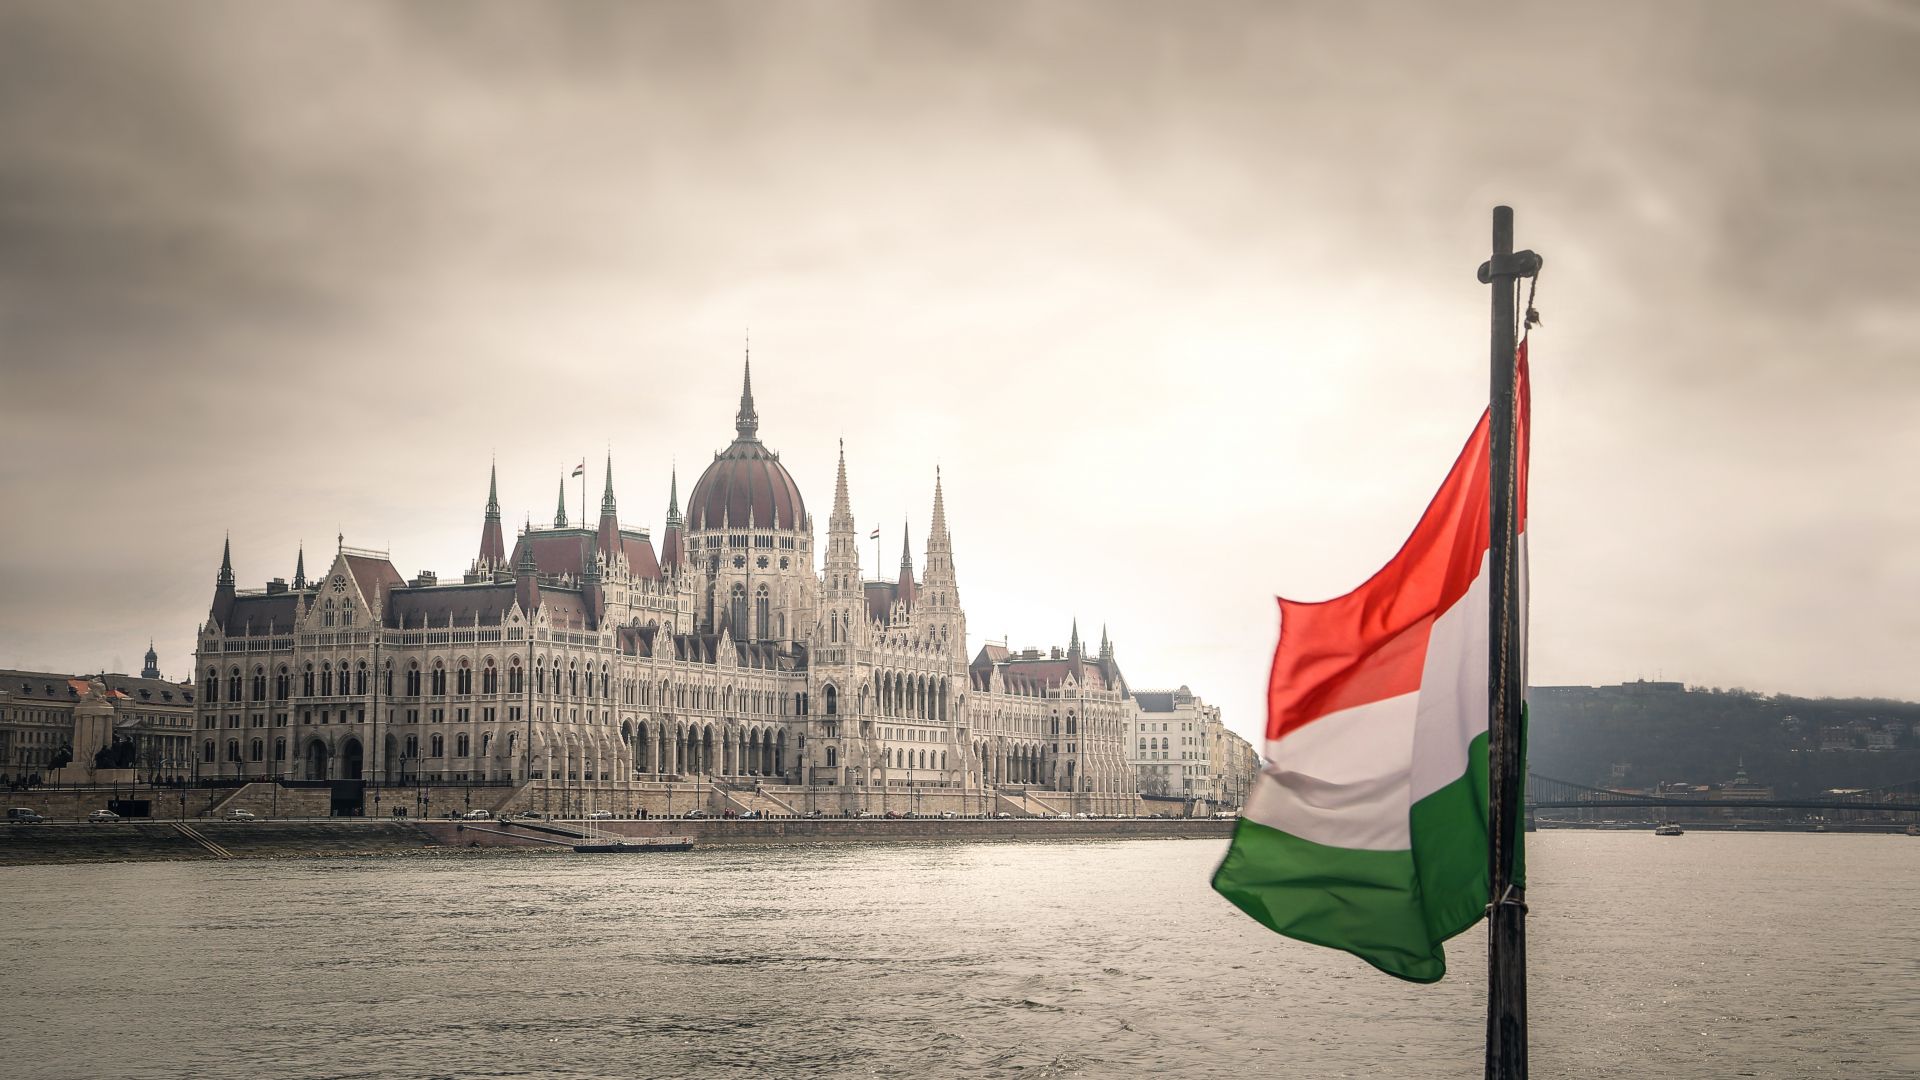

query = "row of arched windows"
877;671;950;722
203;737;287;763
885;747;947;771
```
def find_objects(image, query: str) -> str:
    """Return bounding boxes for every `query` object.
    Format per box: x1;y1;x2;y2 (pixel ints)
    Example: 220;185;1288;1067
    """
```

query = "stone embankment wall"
1;780;1213;827
2;817;1231;866
1;821;440;866
422;816;1233;849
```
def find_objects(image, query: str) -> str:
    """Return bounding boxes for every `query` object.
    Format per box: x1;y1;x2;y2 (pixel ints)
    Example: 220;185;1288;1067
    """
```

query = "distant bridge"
1526;773;1920;815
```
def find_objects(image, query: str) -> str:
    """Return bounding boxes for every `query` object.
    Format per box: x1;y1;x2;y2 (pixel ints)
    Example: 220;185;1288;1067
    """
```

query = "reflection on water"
5;833;1916;1079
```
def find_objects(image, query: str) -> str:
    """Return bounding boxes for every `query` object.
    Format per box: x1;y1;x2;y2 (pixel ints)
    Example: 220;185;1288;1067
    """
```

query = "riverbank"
0;816;1233;866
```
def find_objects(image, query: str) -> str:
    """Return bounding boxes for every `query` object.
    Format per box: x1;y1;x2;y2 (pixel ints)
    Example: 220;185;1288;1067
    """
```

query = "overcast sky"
2;1;1915;742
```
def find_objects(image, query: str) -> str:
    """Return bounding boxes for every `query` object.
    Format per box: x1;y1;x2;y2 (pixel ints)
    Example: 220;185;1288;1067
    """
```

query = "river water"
3;832;1915;1079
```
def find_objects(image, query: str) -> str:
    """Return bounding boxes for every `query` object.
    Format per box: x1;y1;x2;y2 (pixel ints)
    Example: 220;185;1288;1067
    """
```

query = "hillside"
1528;681;1920;797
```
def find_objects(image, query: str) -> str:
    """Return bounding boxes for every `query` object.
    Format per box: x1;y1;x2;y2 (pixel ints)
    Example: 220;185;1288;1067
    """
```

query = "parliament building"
193;360;1144;815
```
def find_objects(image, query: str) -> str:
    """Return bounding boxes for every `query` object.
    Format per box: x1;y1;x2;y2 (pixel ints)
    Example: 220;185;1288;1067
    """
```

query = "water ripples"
3;834;1916;1078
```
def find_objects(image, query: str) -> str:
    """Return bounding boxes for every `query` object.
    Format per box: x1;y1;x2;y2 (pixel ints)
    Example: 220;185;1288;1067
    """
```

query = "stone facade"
191;358;1141;810
1;662;196;784
1127;685;1258;809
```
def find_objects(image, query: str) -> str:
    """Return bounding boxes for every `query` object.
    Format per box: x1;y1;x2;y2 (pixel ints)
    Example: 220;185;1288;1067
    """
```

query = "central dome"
686;359;807;532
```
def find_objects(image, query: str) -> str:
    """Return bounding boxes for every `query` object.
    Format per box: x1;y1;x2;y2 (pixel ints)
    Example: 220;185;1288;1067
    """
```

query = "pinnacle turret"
292;542;307;590
217;533;234;588
929;466;948;543
665;465;682;527
554;477;568;528
1068;618;1082;659
831;439;852;523
600;454;616;515
735;346;759;442
476;463;508;572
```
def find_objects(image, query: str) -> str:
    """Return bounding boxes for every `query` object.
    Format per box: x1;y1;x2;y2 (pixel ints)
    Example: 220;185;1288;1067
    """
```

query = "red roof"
385;584;519;627
224;593;302;635
345;555;406;606
687;442;806;533
509;528;662;582
864;581;898;625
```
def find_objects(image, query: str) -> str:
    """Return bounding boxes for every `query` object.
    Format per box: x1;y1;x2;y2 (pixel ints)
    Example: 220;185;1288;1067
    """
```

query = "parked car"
516;810;544;819
682;809;708;819
938;811;956;819
461;809;493;820
993;811;1012;819
224;809;257;821
806;809;825;818
1073;812;1089;820
7;807;46;824
586;810;614;820
87;809;120;823
884;810;904;819
736;810;760;820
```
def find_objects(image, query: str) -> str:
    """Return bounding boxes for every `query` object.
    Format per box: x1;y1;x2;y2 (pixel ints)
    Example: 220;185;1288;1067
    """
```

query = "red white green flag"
1213;343;1531;983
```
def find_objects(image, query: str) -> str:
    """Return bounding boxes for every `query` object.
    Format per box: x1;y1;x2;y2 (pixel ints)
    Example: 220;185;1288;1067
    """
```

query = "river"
4;832;1915;1079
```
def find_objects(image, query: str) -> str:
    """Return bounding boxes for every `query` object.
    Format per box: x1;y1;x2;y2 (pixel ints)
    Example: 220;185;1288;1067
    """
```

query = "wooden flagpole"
1479;206;1540;1080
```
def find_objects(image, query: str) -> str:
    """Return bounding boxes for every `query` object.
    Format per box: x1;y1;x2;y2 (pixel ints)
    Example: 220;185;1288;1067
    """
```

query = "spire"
1068;618;1082;659
477;464;507;572
929;466;948;543
292;542;307;590
596;453;620;568
141;641;160;680
1100;624;1113;660
897;518;916;610
666;465;682;524
217;533;234;587
832;439;851;521
735;345;759;442
554;476;569;528
661;464;686;572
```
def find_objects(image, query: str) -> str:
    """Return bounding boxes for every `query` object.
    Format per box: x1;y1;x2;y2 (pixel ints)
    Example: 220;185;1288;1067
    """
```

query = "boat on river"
1653;822;1684;836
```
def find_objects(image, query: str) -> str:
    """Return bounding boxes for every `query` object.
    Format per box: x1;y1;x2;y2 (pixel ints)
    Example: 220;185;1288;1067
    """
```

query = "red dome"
687;441;807;532
687;358;806;531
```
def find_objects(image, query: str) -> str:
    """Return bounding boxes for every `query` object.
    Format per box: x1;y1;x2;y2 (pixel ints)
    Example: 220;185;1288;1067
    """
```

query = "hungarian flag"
1213;343;1530;983
571;460;586;478
869;528;881;540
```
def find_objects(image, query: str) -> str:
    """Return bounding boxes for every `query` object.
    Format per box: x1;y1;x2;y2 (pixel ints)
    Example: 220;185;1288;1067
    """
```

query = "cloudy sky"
2;0;1915;741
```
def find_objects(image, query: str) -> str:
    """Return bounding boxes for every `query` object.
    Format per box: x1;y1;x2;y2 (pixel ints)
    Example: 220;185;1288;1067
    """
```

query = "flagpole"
1479;206;1540;1080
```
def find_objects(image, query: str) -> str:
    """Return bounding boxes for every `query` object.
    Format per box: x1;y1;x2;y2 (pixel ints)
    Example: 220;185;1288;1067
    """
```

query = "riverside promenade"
1;816;1233;866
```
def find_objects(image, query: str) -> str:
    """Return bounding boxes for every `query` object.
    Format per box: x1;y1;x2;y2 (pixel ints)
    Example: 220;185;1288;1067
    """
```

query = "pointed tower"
736;346;759;442
1099;624;1113;661
596;454;621;571
660;465;686;573
292;542;308;590
896;520;917;613
475;462;507;573
918;468;966;649
553;477;569;529
1067;618;1083;661
823;439;864;651
142;641;161;681
210;534;237;625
